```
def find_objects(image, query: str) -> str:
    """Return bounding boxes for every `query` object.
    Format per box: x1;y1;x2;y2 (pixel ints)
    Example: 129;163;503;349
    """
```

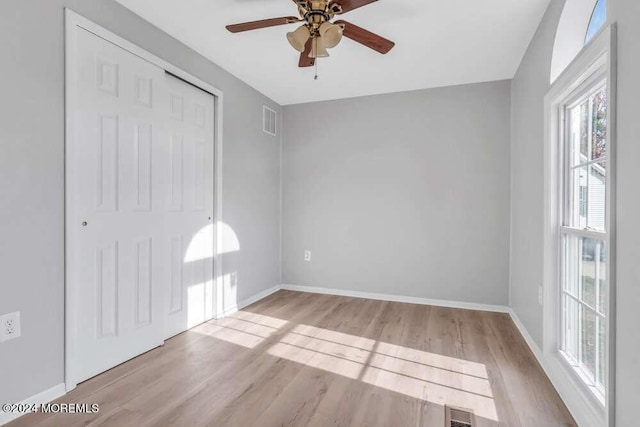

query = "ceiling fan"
226;0;395;68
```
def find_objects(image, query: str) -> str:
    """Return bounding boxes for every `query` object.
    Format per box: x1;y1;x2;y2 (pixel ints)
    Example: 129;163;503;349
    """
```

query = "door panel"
70;29;160;383
163;74;215;339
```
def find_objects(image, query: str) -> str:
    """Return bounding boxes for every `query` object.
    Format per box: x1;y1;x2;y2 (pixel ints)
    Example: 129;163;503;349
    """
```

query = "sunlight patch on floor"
361;366;498;420
375;341;489;379
194;312;288;349
289;324;488;379
266;323;498;421
233;310;289;329
268;342;364;380
367;352;493;397
290;324;377;352
193;313;499;420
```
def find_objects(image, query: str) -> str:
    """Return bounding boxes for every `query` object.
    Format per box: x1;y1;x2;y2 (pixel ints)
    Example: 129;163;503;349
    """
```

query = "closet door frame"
64;8;225;392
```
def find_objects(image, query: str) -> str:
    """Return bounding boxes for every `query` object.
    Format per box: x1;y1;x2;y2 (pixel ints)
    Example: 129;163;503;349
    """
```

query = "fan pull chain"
314;36;319;80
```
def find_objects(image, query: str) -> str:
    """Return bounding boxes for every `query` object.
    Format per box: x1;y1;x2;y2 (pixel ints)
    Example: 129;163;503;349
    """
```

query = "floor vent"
445;405;475;427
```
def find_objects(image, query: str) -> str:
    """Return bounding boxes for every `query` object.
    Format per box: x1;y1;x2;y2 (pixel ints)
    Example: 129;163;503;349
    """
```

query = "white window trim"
543;25;617;427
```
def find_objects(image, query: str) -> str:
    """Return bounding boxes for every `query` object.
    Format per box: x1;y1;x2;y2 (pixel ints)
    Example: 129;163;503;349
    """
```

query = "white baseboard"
0;383;66;426
221;283;511;318
222;285;281;317
508;308;545;361
279;284;510;313
508;309;605;427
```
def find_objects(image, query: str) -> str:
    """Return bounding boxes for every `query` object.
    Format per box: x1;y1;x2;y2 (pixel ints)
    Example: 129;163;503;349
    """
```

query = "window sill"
542;351;606;427
537;350;606;427
558;350;606;406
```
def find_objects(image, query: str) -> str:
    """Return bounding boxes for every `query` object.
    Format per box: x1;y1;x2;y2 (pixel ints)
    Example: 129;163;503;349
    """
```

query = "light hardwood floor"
10;291;575;427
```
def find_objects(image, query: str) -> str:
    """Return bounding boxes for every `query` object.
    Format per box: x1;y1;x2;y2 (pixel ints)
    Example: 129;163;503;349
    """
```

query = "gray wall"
511;0;640;422
509;0;565;348
0;0;281;404
608;0;640;423
282;81;511;305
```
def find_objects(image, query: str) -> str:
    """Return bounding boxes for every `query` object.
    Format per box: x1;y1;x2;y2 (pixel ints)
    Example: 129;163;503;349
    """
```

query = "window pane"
595;239;607;315
563;235;579;296
563;295;579;361
585;0;607;45
568;164;588;229
567;87;607;167
587;161;606;230
597;316;606;388
567;162;606;231
591;88;607;161
580;305;596;381
598;277;607;315
581;238;605;308
580;100;589;159
563;236;606;309
569;101;589;166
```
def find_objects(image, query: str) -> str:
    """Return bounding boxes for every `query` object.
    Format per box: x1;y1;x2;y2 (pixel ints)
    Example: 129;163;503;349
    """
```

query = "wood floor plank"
8;291;576;427
250;298;388;427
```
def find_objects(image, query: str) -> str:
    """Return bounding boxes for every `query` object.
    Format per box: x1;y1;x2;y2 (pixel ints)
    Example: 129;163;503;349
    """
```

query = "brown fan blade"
226;17;299;33
331;0;377;14
299;39;315;67
334;20;395;54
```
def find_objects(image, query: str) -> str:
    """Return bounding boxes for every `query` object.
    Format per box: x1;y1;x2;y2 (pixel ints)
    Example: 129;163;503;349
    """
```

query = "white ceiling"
115;0;550;105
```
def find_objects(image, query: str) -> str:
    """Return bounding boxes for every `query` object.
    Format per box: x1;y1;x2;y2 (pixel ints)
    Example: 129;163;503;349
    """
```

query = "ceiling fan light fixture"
319;22;343;49
309;37;330;58
226;0;396;69
286;25;311;52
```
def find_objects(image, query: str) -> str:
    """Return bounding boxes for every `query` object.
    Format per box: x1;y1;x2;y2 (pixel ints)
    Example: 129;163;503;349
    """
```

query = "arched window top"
585;0;607;44
550;0;607;83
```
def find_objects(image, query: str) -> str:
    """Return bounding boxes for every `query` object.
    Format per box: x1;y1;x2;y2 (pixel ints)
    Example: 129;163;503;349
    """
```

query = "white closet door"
163;74;215;339
70;28;168;383
69;28;216;384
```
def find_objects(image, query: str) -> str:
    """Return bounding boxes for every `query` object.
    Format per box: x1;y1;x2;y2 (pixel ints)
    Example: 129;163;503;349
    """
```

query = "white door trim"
64;8;225;392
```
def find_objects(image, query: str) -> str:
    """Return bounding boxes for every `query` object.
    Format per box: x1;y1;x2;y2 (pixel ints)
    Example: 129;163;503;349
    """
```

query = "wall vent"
445;405;475;427
263;105;277;136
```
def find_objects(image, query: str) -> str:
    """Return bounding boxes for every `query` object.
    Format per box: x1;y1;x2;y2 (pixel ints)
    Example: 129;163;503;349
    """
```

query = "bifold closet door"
163;74;215;339
69;28;214;383
70;28;168;383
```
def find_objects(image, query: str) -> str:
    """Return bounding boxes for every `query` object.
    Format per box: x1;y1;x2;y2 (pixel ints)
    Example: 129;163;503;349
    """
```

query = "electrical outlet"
538;286;543;306
0;311;21;342
304;250;311;262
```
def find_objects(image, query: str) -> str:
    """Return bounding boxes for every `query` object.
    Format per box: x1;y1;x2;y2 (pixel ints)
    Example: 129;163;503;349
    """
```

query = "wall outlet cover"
304;250;311;262
0;311;21;342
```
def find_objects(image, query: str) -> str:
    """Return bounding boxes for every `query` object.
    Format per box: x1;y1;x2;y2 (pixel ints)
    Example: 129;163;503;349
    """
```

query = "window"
585;0;606;45
560;80;608;400
546;18;613;426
